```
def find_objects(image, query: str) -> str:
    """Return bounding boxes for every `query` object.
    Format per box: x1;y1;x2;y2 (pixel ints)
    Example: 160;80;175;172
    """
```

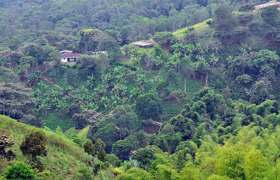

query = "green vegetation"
173;19;212;39
0;115;92;179
4;162;35;180
1;0;280;179
40;112;75;131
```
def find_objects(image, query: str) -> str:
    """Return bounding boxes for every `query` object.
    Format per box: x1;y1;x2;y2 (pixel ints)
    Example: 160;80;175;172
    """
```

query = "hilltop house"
90;51;108;56
60;50;80;65
255;1;280;10
131;40;155;48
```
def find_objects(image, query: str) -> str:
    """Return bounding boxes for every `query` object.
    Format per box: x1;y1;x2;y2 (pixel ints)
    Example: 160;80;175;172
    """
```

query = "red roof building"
60;50;80;64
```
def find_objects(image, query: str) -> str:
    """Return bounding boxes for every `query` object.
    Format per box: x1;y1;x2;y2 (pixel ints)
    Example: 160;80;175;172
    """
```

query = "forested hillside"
0;0;266;49
1;0;280;179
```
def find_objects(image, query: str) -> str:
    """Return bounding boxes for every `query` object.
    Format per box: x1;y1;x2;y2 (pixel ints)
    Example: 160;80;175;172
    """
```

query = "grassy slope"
173;19;212;39
0;115;92;180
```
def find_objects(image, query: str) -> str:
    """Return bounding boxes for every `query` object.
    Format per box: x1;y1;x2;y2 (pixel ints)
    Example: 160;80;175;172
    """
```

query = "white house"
60;50;80;65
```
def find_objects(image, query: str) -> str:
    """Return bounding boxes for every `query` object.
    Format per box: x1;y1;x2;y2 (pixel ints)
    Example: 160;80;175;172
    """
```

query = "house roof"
60;50;80;58
60;50;73;54
255;1;280;10
131;40;155;47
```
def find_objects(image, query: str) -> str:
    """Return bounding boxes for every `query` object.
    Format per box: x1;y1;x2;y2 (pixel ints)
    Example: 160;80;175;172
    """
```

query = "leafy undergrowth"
0;115;92;180
40;112;75;131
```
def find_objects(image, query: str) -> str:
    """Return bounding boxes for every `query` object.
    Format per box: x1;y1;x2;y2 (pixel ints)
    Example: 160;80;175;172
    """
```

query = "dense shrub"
84;139;106;161
135;94;163;120
4;162;35;180
20;131;47;159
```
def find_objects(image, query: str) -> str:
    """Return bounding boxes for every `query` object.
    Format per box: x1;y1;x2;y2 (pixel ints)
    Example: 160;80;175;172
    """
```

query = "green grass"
0;115;92;180
173;19;212;39
77;126;90;143
80;28;97;33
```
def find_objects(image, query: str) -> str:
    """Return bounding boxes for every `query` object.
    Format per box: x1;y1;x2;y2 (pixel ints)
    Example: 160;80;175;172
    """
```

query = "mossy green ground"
0;115;92;180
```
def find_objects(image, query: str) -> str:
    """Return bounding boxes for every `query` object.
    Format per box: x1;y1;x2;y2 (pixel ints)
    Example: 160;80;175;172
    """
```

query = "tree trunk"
205;72;209;87
184;78;187;93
